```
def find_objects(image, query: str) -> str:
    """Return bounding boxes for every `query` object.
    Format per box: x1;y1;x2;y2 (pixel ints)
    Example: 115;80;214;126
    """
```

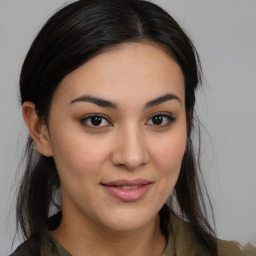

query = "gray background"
1;0;255;254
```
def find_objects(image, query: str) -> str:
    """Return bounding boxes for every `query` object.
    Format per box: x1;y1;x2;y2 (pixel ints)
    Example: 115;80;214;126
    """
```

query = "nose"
110;126;149;170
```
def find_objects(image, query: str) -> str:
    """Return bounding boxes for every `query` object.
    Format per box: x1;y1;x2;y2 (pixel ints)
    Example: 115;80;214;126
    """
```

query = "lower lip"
102;184;151;202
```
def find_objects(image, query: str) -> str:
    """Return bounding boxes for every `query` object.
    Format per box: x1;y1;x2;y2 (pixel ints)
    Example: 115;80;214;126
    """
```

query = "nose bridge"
112;123;149;169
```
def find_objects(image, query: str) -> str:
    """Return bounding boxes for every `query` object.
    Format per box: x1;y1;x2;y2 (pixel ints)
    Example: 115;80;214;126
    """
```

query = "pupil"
152;115;163;125
91;116;102;126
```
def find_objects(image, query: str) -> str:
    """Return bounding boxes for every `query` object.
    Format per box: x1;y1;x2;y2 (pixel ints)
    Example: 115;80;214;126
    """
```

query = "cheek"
157;141;185;162
151;131;187;172
147;129;187;207
50;131;111;178
149;130;187;200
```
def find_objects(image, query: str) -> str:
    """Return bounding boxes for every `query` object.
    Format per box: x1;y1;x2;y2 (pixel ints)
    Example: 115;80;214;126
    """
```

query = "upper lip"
102;179;152;186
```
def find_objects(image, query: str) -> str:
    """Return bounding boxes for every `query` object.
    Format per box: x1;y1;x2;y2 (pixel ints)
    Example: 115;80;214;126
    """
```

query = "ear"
22;102;53;157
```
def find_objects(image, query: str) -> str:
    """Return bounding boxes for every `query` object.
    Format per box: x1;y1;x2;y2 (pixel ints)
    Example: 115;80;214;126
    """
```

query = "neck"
51;211;167;256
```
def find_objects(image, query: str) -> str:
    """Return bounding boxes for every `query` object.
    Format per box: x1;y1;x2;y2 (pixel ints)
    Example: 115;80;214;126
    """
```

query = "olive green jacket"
11;214;255;256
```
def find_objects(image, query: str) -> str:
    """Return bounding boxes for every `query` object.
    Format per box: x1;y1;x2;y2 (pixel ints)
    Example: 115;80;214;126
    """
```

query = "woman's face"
47;42;187;232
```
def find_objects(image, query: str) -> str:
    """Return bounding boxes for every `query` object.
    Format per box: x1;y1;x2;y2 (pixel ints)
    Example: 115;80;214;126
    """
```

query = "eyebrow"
70;95;118;109
70;93;181;109
144;93;181;109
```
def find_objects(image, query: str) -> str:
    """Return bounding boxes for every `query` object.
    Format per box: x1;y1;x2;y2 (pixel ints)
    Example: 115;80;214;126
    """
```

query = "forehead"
53;41;185;106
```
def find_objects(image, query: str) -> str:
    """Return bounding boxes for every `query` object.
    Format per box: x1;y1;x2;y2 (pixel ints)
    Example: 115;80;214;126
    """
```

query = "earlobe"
22;102;53;157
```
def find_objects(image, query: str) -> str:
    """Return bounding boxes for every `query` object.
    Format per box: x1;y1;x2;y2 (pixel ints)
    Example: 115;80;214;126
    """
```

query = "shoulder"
170;214;212;255
10;235;40;256
10;213;62;256
170;214;251;256
218;239;256;256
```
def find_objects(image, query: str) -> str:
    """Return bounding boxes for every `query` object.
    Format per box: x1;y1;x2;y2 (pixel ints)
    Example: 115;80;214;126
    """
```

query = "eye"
146;113;175;127
81;115;111;128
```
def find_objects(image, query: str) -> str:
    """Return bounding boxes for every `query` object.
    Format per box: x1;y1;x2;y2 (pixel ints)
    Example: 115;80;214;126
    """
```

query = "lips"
115;185;141;189
101;179;152;202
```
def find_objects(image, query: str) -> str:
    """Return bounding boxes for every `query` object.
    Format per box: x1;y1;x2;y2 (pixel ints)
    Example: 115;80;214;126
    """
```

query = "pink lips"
102;179;152;202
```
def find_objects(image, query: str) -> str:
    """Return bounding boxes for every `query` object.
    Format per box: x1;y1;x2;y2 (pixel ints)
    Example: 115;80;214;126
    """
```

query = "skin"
23;42;187;256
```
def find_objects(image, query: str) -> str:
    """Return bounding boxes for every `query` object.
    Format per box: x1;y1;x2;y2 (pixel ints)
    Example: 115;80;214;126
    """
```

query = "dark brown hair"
16;0;217;255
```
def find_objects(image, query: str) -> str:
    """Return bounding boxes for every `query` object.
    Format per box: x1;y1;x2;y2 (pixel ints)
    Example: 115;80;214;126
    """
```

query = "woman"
11;0;251;255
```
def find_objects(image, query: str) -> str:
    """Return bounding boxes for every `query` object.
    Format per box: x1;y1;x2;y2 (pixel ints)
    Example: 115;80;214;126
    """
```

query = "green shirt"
11;214;255;256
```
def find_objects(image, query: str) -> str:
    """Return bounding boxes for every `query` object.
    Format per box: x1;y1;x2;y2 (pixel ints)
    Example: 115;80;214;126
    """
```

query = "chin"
97;208;158;233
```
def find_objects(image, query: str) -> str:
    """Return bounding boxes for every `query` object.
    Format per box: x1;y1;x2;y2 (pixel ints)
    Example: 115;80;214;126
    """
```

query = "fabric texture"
10;214;255;256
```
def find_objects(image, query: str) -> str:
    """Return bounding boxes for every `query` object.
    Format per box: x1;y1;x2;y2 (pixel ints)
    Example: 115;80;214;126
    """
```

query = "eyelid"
80;112;175;129
146;112;176;127
81;114;112;128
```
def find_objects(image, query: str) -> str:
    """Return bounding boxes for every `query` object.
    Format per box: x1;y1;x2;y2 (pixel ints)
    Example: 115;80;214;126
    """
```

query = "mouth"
101;179;152;202
112;185;143;189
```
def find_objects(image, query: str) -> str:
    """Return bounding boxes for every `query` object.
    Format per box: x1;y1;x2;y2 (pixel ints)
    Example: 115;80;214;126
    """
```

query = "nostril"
110;133;149;169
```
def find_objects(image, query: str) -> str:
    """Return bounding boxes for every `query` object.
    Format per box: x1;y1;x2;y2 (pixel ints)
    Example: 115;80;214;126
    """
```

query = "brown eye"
90;116;103;126
146;113;175;127
152;115;164;125
82;115;111;127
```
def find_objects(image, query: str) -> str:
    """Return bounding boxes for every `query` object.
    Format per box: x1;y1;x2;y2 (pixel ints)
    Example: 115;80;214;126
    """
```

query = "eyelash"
146;112;176;127
81;112;176;128
81;114;112;128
